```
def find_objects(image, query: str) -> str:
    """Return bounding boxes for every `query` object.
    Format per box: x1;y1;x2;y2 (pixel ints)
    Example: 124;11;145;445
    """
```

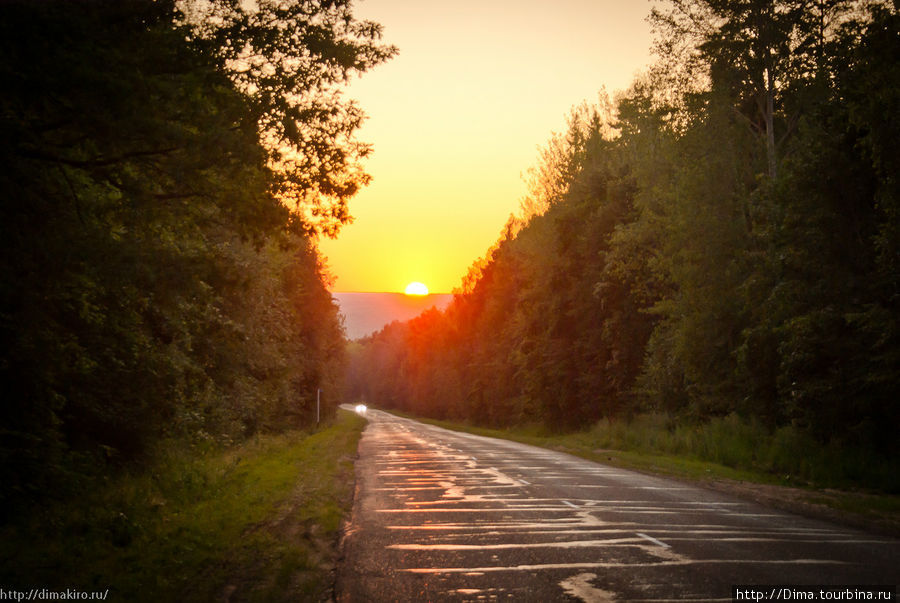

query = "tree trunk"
765;62;777;179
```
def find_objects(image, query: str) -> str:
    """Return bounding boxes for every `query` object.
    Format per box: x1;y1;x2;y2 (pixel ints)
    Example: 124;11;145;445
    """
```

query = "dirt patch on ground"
213;452;359;603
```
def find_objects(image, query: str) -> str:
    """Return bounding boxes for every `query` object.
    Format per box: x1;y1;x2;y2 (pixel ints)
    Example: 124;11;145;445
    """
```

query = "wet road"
336;409;898;602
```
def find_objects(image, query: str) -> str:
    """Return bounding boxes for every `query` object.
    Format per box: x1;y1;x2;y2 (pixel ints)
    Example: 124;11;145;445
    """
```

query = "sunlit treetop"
176;0;397;237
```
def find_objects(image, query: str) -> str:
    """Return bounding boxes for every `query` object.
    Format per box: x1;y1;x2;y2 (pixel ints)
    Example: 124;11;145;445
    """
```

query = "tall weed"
588;412;898;492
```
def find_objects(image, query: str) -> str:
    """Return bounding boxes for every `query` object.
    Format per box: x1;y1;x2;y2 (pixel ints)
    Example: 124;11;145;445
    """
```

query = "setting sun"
404;281;429;296
317;2;653;294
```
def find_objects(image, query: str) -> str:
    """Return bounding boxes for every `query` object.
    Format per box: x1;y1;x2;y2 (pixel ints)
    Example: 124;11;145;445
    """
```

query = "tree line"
347;1;899;488
0;0;393;512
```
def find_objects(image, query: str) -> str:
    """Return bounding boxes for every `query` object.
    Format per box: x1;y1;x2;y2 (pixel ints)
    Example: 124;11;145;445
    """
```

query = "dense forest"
348;1;899;490
0;0;393;512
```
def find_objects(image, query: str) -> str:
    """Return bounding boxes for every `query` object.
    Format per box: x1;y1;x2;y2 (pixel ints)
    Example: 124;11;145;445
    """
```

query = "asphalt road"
336;409;898;602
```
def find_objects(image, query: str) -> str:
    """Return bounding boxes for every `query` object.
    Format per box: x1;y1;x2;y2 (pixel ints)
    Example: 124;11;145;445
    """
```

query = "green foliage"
1;0;382;513
0;410;367;601
180;0;396;236
347;2;899;492
572;412;898;492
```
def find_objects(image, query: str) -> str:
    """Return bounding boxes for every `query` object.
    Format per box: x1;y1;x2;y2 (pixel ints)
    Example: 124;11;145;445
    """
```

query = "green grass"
0;410;367;602
392;410;900;531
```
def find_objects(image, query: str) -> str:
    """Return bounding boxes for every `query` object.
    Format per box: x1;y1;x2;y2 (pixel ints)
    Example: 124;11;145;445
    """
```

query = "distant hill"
332;292;454;340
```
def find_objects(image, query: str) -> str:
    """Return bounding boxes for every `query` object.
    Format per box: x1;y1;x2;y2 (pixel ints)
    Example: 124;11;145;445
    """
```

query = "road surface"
336;409;898;602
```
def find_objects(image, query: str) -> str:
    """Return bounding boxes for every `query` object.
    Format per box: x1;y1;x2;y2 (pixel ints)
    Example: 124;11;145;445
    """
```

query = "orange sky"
319;0;654;293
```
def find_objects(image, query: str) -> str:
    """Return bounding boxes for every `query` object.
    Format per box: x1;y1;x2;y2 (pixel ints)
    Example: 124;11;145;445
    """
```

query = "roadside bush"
588;412;900;492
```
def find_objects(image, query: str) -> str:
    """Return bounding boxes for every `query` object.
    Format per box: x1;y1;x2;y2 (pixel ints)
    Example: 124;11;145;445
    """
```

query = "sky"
319;0;656;293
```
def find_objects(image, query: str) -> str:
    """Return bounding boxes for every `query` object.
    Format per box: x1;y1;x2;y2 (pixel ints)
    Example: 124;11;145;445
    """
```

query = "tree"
741;4;900;449
0;0;384;511
178;0;396;236
651;0;883;179
346;1;900;488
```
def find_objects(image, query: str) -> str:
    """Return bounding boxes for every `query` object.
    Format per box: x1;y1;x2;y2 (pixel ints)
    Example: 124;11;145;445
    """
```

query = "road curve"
336;409;898;602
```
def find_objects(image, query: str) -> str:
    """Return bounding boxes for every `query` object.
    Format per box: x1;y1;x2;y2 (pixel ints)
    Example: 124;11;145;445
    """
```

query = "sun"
404;281;429;296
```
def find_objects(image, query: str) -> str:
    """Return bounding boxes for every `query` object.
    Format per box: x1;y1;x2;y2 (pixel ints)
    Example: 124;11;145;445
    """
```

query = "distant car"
355;404;367;415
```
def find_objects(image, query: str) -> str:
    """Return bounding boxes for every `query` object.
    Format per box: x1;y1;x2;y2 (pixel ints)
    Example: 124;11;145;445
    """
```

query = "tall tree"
346;1;900;488
178;0;396;236
0;0;388;510
651;0;880;179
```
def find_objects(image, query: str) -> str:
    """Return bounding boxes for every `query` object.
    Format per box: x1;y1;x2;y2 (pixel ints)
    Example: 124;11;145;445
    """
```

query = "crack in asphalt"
336;409;899;602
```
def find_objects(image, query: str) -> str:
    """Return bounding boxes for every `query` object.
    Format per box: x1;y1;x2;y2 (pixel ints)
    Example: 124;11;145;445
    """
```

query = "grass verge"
390;410;900;536
0;409;367;602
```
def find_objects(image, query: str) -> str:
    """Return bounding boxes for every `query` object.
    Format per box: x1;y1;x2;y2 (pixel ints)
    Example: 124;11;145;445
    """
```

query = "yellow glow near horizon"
319;0;653;293
404;282;429;296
